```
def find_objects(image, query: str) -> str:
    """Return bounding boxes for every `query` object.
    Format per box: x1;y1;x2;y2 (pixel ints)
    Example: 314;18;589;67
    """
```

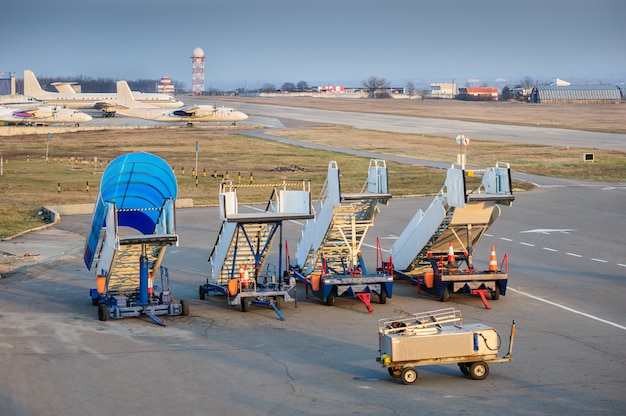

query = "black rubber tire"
401;367;418;385
181;299;190;316
469;361;490;380
241;299;249;312
198;285;205;300
325;288;335;306
440;286;450;302
491;285;501;300
378;287;387;304
98;303;109;321
388;367;402;378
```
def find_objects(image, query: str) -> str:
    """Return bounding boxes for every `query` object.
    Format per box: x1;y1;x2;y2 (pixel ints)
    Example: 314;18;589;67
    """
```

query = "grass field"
1;98;624;239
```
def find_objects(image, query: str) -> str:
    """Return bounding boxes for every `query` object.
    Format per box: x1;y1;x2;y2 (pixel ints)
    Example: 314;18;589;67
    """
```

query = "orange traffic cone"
488;245;498;272
447;242;456;271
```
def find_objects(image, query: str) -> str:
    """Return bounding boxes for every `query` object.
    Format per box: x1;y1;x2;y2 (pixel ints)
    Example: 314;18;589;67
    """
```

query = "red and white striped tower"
191;47;205;95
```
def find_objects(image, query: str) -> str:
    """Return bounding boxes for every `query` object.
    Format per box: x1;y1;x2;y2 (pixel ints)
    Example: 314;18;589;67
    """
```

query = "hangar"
529;83;622;103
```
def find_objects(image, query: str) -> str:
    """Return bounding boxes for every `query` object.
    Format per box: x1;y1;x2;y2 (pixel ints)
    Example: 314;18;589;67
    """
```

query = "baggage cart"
377;308;515;384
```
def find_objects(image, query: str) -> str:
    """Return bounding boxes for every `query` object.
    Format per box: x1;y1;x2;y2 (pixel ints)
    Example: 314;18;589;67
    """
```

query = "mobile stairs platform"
389;162;515;307
84;152;189;326
290;159;393;313
199;180;313;320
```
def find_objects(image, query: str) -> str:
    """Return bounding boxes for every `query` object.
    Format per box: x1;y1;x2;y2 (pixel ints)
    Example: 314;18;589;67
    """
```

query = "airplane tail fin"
24;70;46;96
116;80;144;108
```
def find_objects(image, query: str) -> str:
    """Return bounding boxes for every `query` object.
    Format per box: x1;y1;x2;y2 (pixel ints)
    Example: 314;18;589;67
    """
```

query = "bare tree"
280;82;296;92
519;76;535;88
405;81;416;98
362;76;390;98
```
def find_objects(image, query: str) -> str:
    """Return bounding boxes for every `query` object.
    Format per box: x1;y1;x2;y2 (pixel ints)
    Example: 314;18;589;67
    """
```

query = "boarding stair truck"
389;162;515;307
84;152;189;326
290;160;393;313
199;180;313;320
376;308;516;385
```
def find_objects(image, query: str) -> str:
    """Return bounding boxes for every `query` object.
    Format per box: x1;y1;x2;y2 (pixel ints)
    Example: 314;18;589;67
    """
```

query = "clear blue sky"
1;0;624;90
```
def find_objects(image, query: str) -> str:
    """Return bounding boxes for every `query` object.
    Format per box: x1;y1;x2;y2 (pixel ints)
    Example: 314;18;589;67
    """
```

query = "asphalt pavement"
0;107;624;416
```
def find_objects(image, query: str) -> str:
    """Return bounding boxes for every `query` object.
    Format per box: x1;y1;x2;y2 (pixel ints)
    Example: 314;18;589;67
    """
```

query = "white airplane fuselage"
0;106;93;124
115;80;248;124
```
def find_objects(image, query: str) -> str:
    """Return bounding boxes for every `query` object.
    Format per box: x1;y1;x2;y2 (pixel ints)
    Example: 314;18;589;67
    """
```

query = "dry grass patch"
269;126;625;181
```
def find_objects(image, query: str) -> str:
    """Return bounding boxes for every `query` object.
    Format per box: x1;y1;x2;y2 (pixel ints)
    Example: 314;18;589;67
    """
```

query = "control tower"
191;47;205;95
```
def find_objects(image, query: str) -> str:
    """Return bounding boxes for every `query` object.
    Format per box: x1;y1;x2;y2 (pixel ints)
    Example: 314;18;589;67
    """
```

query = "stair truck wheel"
181;299;190;316
241;298;249;312
98;303;109;322
199;285;205;300
440;286;450;302
401;367;418;385
469;361;490;380
325;287;336;306
491;285;501;300
379;287;387;304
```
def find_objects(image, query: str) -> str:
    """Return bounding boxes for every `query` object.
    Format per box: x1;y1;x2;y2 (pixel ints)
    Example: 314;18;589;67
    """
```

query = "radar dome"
192;47;205;58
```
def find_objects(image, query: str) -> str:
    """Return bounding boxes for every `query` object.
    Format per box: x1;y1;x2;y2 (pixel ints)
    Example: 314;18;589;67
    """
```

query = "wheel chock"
471;289;491;310
356;293;374;314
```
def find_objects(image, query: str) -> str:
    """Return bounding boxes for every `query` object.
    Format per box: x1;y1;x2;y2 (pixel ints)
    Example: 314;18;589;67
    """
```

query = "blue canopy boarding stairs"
289;160;393;313
389;162;515;308
84;152;188;326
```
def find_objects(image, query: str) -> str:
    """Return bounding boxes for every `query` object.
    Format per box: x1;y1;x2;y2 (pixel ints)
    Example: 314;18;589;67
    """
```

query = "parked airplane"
0;105;92;125
23;70;184;116
115;80;248;126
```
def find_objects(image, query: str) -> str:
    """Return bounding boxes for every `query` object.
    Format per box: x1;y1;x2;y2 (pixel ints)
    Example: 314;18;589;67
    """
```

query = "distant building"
427;82;456;98
458;87;499;100
157;77;175;95
0;72;14;95
529;83;622;103
317;85;345;93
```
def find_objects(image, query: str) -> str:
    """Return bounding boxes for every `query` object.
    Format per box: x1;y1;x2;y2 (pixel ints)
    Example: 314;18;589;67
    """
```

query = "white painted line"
619;264;626;268
520;242;535;247
591;258;608;263
542;247;558;252
509;288;626;331
566;252;583;257
500;237;513;242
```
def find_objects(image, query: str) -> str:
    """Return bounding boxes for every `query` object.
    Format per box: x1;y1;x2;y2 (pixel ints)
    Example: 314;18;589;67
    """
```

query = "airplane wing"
92;101;120;111
172;105;215;117
12;107;53;118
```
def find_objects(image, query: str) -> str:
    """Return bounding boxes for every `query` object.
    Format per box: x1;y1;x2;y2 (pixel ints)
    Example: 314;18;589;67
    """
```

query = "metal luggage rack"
378;307;462;336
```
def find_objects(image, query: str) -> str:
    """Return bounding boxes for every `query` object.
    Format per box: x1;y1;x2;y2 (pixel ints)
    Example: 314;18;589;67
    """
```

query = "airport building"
529;83;622;103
